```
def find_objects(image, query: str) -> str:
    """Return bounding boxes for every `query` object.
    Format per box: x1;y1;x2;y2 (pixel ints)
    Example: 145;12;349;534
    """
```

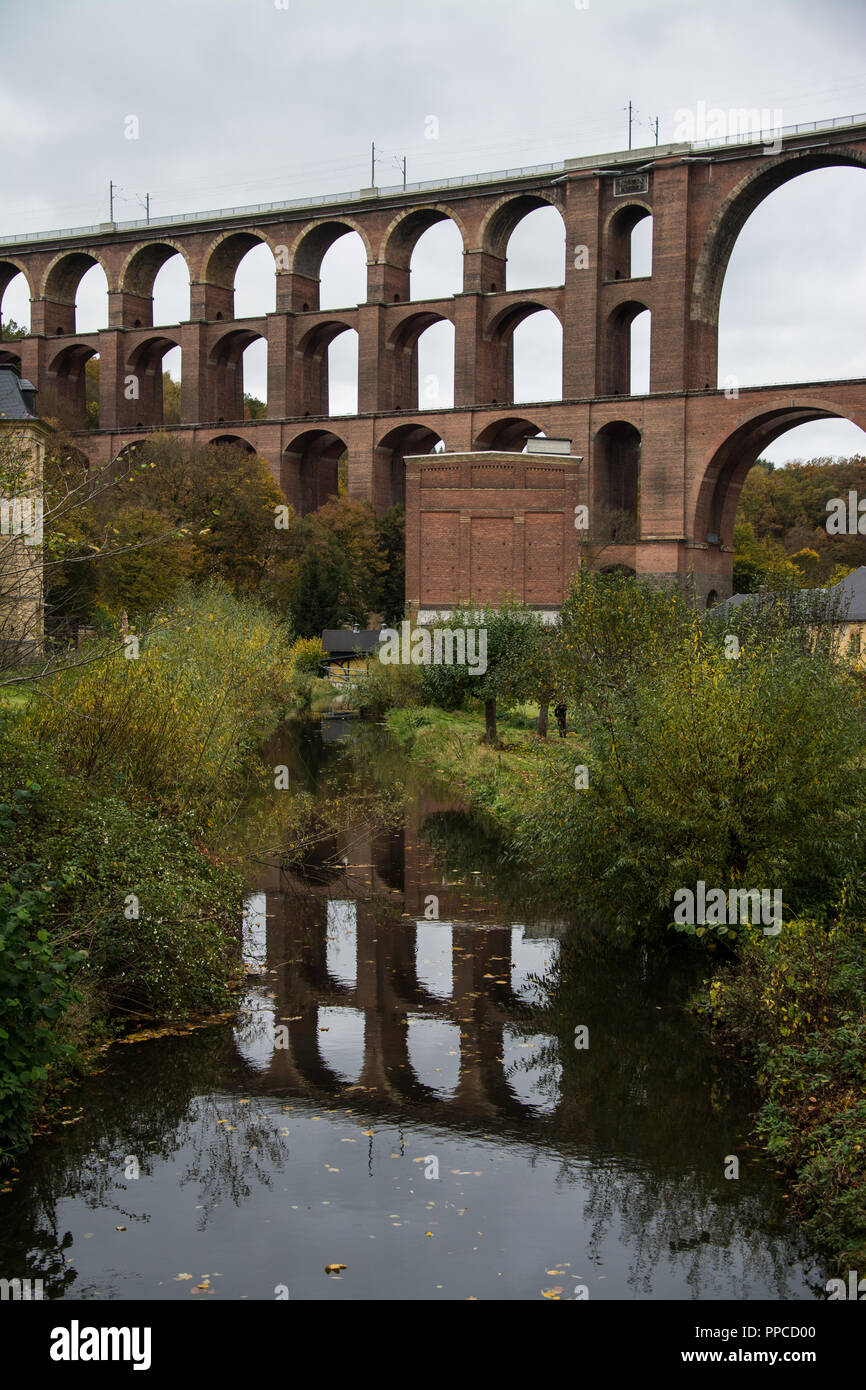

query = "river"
0;717;828;1300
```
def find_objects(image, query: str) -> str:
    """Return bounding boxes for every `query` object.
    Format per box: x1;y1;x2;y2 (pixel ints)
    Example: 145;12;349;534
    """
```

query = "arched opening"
486;302;561;404
606;204;653;280
201;231;274;322
417;320;455;409
151;252;190;325
714;415;866;598
717;167;866;389
327;328;358;415
604;300;650;395
74;262;109;333
291;222;369;313
0;266;31;336
375;422;445;512
481;194;563;293
592;421;640;542
387;311;452;411
0;347;22;374
307;230;364;309
209;329;266;422
630;309;651;395
242;338;267;418
121;243;190;327
378;208;464;304
234;241;277;318
210;434;255;453
504;204;566;290
43;343;99;427
161;344;182;424
296;321;357;416
408;218;464;300
281;429;347;516
319;233;367;310
42;252;108;336
126;336;182;427
512;308;562;402
474;416;544;451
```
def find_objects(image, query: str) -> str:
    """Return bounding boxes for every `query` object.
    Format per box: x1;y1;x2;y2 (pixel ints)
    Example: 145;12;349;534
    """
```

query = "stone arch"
387;309;451;411
208;327;266;422
592;420;640;542
119;240;192;298
381;205;467;266
693;399;857;549
281;428;347;516
288;218;373;312
474;416;544;451
478;191;562;261
603;299;650;395
41;251;111;336
692;146;866;330
209;433;255;452
295;319;356;416
44;341;99;426
378;205;468;301
201;228;279;290
126;334;182;427
375;421;445;511
603;201;653;280
486;302;562;405
42;250;111;305
0;259;35;330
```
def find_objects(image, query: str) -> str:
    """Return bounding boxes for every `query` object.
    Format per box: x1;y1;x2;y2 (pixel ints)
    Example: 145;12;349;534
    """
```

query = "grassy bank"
0;582;296;1164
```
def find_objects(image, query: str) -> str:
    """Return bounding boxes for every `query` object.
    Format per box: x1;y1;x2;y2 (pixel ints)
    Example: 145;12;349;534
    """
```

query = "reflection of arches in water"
326;899;357;990
414;921;453;1001
406;1015;461;1097
501;1026;561;1115
509;926;559;1007
317;1005;365;1085
233;989;277;1073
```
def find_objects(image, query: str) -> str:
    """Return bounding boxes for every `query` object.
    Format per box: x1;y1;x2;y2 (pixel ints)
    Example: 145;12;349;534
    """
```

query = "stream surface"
0;718;829;1300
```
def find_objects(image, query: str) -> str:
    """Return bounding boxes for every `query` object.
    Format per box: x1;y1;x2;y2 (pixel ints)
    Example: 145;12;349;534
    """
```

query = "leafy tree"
290;546;342;637
421;602;547;744
377;504;405;626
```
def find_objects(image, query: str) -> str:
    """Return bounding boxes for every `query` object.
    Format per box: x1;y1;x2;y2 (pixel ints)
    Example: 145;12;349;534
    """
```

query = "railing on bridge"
3;112;864;249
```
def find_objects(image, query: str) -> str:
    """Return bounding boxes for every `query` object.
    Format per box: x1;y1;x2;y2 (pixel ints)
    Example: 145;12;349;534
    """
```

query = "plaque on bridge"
613;173;649;196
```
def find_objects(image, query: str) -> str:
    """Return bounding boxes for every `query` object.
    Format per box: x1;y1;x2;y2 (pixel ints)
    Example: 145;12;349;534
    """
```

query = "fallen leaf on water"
115;1226;126;1231
175;1273;193;1281
541;1287;563;1299
325;1263;347;1274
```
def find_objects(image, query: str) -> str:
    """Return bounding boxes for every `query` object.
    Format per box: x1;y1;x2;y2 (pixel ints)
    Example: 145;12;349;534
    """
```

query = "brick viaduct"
2;114;865;603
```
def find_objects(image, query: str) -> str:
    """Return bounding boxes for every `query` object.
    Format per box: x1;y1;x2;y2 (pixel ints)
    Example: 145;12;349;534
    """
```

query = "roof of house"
321;628;381;655
830;565;866;621
0;365;38;421
710;566;866;623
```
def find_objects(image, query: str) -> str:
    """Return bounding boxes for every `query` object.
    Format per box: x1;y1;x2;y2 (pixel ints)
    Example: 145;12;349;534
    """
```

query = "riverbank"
386;701;866;1270
0;583;298;1165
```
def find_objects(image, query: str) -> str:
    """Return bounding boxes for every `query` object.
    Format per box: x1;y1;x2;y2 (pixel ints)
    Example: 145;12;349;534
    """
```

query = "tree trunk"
484;697;498;745
537;702;548;738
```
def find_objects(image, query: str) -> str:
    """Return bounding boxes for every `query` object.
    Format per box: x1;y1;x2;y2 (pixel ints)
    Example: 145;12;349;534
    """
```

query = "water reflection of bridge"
236;797;568;1125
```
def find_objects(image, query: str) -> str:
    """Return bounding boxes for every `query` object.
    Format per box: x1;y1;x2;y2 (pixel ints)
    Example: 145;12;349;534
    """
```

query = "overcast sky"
1;0;865;462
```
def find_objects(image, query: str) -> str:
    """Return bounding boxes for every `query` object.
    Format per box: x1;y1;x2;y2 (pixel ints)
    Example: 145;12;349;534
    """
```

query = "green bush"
27;582;294;826
0;785;86;1160
707;909;866;1267
288;634;325;677
355;657;422;717
513;571;866;935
